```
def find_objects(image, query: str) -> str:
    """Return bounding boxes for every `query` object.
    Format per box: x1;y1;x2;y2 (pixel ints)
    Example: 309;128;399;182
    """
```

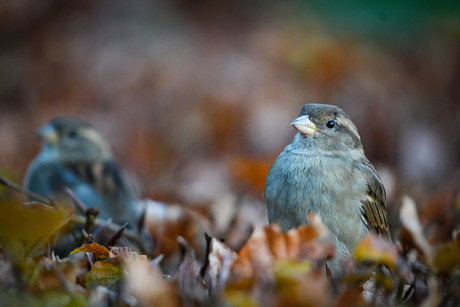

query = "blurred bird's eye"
68;130;78;139
326;120;336;128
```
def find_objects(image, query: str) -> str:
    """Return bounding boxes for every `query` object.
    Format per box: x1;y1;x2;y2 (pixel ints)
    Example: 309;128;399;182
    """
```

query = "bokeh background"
1;0;460;239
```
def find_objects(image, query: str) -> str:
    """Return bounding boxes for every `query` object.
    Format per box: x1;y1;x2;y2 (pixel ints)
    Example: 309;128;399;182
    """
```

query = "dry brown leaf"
144;200;210;270
204;237;238;295
109;246;149;264
231;214;335;280
399;196;432;265
28;257;80;294
174;250;207;302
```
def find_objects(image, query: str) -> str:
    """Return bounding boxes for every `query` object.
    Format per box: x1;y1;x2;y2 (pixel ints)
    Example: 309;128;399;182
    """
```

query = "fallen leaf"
231;214;335;280
0;200;73;257
174;250;207;302
71;243;110;260
433;231;460;273
28;257;80;294
109;246;149;264
204;237;238;295
399;196;432;265
144;199;210;272
85;259;123;289
354;234;398;269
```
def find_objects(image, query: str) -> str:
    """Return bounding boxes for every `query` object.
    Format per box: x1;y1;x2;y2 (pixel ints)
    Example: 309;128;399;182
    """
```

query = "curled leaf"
110;246;149;264
204;237;238;295
71;243;110;260
399;196;432;265
231;214;335;280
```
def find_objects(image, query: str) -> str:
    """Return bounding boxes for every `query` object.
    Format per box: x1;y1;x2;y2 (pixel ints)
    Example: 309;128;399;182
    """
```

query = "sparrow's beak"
290;115;317;136
36;124;59;145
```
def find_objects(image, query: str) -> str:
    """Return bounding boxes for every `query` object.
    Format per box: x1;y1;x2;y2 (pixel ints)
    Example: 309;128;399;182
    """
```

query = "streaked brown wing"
66;161;130;197
357;161;391;239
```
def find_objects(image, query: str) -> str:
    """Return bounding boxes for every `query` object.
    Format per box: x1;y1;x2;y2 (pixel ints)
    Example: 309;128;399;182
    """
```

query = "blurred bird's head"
37;118;113;162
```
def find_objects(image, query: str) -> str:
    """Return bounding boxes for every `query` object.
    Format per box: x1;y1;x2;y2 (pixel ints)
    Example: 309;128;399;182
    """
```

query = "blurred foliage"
1;0;460;306
0;199;73;258
0;195;458;305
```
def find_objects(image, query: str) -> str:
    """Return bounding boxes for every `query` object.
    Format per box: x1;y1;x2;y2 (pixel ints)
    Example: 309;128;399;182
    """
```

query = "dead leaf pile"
0;187;460;306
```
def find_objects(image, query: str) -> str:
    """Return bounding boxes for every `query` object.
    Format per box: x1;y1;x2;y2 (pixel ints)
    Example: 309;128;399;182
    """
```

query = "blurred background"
1;0;460;239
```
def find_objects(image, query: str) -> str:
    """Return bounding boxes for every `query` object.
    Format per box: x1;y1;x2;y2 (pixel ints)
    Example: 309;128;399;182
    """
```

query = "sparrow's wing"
63;161;139;226
65;161;132;198
356;161;391;239
25;161;110;207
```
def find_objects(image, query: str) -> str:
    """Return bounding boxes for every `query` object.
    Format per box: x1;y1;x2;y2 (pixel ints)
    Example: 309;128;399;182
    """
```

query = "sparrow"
24;118;140;229
264;103;390;279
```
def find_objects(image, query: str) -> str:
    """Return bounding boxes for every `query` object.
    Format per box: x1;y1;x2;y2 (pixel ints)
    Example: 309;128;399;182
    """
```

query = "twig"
106;223;127;247
0;174;53;205
64;187;88;213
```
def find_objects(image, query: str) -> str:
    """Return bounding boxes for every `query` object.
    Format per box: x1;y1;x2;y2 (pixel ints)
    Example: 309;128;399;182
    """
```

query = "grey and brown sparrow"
264;103;390;279
24;118;140;229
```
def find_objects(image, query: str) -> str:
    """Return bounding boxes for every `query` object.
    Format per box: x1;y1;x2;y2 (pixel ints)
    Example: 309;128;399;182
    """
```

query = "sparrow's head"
290;103;363;154
37;118;113;162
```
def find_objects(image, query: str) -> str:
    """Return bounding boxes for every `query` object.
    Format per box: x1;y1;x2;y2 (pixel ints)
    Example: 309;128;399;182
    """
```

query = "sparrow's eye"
326;120;336;128
68;130;78;139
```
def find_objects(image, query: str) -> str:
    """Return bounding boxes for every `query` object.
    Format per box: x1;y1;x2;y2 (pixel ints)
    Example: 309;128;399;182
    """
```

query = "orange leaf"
231;214;335;280
71;243;111;260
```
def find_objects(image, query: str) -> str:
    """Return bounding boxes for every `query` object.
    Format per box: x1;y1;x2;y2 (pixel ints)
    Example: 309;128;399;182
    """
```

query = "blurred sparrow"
264;104;390;279
24;118;140;229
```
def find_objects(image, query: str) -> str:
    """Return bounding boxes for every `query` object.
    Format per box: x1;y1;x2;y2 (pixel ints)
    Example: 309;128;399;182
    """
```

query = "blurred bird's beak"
36;125;59;145
290;115;317;136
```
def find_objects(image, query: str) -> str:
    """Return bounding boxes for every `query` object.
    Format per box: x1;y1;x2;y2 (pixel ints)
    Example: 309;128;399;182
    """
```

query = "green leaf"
86;259;123;289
